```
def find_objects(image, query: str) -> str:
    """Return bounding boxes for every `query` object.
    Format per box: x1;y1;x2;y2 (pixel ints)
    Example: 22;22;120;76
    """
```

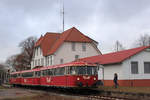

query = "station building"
31;27;101;69
79;46;150;87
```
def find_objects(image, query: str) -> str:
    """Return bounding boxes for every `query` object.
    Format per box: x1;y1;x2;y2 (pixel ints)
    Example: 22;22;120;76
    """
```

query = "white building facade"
80;46;150;87
31;27;101;69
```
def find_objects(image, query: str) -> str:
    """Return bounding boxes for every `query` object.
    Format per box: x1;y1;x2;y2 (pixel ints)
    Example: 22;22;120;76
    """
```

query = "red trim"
103;79;150;87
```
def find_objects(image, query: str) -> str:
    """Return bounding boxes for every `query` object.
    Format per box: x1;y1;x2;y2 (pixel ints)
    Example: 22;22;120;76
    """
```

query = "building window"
144;62;150;74
41;58;44;66
82;43;86;51
35;60;37;66
32;60;34;67
131;61;138;74
72;42;76;51
75;55;79;60
50;56;52;65
36;48;38;56
60;59;63;64
38;59;40;66
39;48;41;55
47;57;49;66
45;58;47;66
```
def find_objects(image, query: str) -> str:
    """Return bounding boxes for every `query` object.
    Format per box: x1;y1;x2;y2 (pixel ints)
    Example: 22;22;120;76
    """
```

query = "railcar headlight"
93;77;96;80
77;77;80;80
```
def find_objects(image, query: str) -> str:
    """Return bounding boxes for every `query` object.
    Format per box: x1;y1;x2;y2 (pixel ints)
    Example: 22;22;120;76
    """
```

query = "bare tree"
114;40;125;52
135;34;150;47
18;36;37;70
5;55;18;70
6;36;37;71
0;64;5;72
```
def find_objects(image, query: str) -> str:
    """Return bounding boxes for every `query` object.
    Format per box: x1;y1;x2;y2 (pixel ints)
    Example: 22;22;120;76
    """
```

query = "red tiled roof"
35;35;43;47
35;32;60;56
35;27;97;56
47;27;93;55
79;46;150;65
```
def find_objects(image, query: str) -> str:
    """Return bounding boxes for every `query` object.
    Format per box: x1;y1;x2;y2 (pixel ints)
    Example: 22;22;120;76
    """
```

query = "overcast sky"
1;0;150;62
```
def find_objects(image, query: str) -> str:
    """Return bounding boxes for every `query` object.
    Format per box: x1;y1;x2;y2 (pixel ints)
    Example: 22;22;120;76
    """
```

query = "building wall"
53;42;101;65
122;50;150;80
102;50;150;87
31;47;45;69
31;42;100;69
103;64;123;80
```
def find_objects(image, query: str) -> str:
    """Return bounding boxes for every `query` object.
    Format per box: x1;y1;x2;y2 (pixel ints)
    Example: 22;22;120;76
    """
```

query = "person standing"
113;73;118;88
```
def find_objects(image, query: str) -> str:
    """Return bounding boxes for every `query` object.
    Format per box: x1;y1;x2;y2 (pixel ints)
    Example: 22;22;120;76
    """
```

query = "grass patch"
98;86;150;94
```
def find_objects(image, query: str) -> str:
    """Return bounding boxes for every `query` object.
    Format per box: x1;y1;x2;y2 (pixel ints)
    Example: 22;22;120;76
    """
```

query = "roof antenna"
62;0;65;32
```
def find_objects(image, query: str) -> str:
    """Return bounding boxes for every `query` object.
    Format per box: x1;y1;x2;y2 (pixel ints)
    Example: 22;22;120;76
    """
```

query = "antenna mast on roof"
62;0;65;32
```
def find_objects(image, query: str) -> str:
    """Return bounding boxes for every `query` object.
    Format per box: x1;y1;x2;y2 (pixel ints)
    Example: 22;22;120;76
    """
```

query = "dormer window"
82;43;86;51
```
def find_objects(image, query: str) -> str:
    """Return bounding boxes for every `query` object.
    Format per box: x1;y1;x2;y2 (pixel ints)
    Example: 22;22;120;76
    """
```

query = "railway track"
11;85;133;100
87;95;129;100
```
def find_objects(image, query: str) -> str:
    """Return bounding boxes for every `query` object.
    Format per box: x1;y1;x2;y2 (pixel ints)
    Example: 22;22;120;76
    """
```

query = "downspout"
96;63;104;85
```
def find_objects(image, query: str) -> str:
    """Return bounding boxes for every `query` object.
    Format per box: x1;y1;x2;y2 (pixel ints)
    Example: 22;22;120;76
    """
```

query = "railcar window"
59;67;65;75
75;66;98;75
17;74;19;77
35;71;38;77
70;67;76;75
53;69;56;76
93;67;98;75
37;71;41;76
87;67;92;75
22;72;33;77
53;68;65;76
66;67;69;75
11;74;17;78
42;70;47;76
48;69;53;76
55;68;60;76
35;71;40;77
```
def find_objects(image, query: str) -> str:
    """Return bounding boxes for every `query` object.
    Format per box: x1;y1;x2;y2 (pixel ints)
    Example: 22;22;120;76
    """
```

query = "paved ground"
0;87;85;100
0;88;42;100
1;86;150;100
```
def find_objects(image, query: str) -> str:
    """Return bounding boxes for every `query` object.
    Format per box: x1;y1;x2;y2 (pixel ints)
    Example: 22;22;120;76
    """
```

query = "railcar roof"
10;71;21;74
10;68;41;74
21;68;40;73
40;61;97;70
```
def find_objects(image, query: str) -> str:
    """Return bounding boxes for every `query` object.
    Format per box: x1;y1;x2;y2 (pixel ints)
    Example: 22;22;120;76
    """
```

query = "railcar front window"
77;67;86;75
93;67;98;75
87;67;92;75
76;66;97;75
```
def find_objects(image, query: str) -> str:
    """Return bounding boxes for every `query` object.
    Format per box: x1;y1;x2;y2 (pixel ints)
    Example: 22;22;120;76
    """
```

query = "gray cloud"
1;0;150;62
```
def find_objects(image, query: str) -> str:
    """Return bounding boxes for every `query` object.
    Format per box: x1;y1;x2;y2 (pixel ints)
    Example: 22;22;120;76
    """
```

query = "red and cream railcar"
10;61;99;88
10;71;22;85
40;61;99;88
21;68;41;86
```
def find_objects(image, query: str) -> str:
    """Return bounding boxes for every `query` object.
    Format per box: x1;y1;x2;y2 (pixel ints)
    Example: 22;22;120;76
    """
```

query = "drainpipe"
95;63;104;85
100;65;104;84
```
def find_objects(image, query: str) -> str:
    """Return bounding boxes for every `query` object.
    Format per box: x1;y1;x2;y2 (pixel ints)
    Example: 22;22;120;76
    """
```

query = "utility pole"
62;0;65;32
